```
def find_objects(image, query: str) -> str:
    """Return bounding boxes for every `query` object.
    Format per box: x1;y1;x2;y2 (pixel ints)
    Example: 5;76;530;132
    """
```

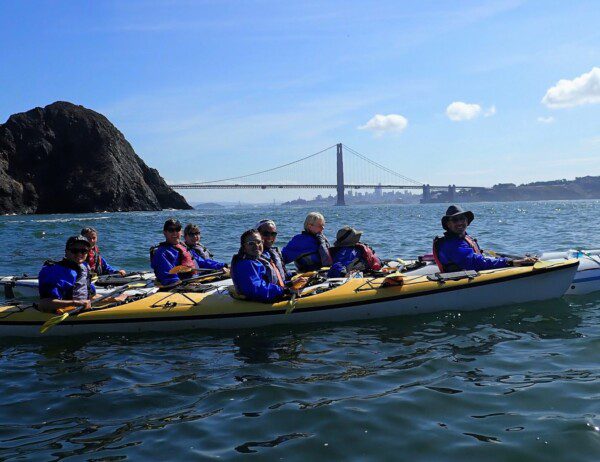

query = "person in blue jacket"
433;205;537;272
231;229;308;303
282;212;332;272
256;219;294;283
81;227;127;276
38;235;97;313
150;218;197;286
328;226;382;277
182;223;229;274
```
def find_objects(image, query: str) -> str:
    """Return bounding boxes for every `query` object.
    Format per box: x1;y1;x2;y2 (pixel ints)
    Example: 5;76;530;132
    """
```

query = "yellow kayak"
0;260;578;337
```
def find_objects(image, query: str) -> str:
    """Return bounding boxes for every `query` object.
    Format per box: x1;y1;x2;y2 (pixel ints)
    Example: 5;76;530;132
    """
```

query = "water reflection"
233;331;306;365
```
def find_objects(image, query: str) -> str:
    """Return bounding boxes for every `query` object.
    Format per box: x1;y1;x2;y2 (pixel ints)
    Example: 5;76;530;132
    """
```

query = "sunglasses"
449;216;468;223
68;247;89;255
245;240;263;247
187;232;201;236
166;227;181;233
260;231;278;237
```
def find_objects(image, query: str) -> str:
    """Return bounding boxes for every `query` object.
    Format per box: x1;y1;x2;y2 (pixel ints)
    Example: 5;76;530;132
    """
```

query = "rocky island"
0;101;191;214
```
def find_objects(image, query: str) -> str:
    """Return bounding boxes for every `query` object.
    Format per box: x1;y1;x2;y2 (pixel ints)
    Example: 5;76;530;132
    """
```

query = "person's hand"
512;257;538;267
222;267;231;276
290;277;308;292
74;299;92;311
118;269;127;277
103;293;129;303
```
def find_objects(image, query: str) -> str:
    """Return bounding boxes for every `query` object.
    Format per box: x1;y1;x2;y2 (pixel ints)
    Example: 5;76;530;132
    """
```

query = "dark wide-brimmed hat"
441;205;474;230
334;226;363;247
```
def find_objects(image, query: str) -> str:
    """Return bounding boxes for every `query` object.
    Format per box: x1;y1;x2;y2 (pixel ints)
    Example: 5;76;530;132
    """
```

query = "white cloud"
541;67;600;109
446;101;496;121
484;105;496;117
358;114;408;135
537;116;555;124
446;101;481;121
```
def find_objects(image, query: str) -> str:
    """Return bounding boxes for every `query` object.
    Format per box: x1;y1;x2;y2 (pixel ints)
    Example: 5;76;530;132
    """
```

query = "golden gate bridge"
169;143;488;204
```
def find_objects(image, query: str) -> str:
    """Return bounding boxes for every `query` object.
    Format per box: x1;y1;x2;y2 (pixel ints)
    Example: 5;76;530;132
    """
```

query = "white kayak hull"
539;249;600;295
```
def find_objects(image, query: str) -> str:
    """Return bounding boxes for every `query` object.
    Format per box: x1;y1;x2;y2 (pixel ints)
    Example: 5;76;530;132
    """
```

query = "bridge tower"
448;184;456;202
422;184;431;203
336;143;346;206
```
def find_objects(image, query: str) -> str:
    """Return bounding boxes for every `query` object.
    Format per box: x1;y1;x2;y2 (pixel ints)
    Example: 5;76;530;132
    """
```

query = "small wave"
31;217;110;223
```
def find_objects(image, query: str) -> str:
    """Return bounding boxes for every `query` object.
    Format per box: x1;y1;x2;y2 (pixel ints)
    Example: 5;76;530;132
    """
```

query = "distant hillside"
0;101;192;214
457;176;600;202
191;202;224;208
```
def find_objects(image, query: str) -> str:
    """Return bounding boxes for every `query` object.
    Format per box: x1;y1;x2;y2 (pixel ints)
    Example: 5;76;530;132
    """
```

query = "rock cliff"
0;101;192;214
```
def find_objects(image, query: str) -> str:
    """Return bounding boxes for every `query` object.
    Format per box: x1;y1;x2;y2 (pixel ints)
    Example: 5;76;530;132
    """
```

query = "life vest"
329;243;382;274
195;243;213;259
264;258;284;287
86;246;101;273
355;243;382;271
43;258;86;274
432;233;482;272
149;242;195;269
293;232;332;271
86;246;113;275
263;247;287;283
231;254;282;292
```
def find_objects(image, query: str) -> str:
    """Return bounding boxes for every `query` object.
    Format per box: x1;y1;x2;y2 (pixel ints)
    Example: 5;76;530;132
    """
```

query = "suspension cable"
342;144;424;186
193;144;338;184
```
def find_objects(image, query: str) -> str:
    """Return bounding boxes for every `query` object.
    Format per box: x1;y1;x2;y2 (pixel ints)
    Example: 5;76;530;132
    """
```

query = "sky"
1;0;599;203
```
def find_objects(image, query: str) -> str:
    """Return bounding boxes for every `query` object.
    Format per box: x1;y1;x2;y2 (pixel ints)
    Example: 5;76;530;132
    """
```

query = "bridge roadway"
169;184;483;190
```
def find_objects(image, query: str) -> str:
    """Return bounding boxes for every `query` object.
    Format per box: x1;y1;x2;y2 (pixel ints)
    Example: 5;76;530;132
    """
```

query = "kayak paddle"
39;281;149;334
168;265;219;275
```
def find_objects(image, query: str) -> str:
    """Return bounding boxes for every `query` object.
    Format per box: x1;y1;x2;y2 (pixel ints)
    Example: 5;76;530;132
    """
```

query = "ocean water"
0;201;599;460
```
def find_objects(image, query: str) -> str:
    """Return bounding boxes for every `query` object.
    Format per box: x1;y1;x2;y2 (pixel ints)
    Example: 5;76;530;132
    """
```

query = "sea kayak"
1;271;156;299
399;249;600;296
539;249;600;295
0;260;578;337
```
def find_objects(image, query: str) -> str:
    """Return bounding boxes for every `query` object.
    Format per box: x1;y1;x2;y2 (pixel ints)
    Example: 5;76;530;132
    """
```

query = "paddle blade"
56;305;79;315
40;312;69;334
169;265;195;274
292;271;317;281
285;294;297;315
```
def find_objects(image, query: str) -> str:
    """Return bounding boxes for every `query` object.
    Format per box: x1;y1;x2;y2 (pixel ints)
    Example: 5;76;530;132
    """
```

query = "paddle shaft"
485;249;526;260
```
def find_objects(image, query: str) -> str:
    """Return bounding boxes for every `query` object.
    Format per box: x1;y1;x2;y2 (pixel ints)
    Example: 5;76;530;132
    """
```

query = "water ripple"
0;202;599;460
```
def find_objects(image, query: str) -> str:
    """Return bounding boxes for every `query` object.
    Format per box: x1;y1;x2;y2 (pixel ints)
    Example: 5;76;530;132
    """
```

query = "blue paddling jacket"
433;232;510;272
86;246;119;276
96;257;118;276
38;259;96;300
327;243;382;278
185;244;226;271
328;247;363;278
150;242;195;286
231;254;285;303
282;232;332;272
